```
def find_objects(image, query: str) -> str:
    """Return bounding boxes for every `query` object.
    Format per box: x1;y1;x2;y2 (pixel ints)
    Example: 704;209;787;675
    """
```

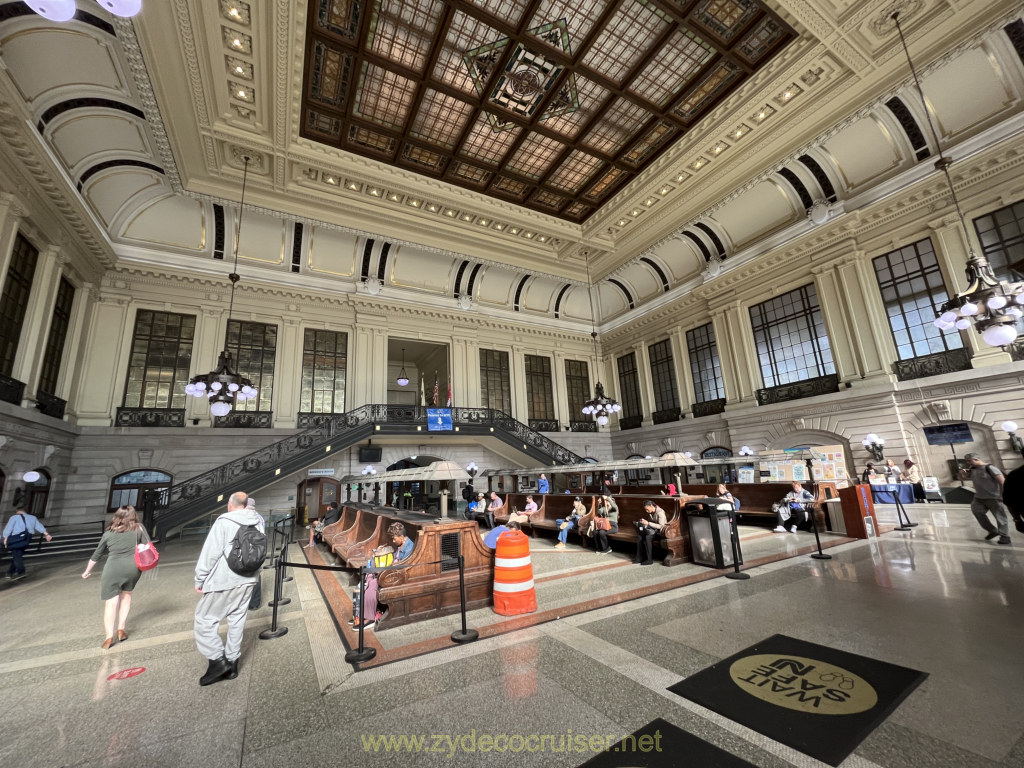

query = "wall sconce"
862;434;885;461
1000;421;1024;460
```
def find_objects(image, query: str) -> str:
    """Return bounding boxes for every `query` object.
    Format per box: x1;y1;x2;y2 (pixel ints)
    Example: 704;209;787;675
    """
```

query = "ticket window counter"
296;477;340;524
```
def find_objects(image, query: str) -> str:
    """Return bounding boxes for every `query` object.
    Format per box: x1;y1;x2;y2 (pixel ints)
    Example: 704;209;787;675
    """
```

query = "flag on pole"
432;372;439;406
446;379;453;407
419;373;425;407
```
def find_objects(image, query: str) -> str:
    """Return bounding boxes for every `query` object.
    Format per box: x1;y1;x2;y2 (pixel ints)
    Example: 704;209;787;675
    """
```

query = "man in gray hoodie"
193;491;264;686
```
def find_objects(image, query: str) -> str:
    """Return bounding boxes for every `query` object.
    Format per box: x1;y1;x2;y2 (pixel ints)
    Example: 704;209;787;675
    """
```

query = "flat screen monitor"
923;423;973;445
358;446;382;463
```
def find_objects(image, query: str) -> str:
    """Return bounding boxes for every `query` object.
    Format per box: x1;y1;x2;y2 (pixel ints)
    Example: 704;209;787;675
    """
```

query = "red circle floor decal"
107;667;146;681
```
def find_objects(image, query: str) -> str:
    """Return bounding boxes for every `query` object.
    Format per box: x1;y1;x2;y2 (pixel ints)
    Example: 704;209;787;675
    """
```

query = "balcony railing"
0;373;25;406
652;407;681;425
34;390;66;420
528;419;559;432
115;408;185;428
756;374;840;406
569;420;597;432
691;398;726;417
893;348;972;381
213;411;274;428
619;415;643;430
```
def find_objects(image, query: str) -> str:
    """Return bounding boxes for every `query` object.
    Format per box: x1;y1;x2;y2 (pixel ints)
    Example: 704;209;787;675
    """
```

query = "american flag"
432;373;439;406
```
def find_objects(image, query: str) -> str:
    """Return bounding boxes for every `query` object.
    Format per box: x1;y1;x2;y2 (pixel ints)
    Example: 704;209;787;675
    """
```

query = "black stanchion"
809;505;832;560
345;565;377;663
450;555;479;644
263;519;279;570
268;540;292;607
259;546;288;639
893;492;918;531
724;508;749;581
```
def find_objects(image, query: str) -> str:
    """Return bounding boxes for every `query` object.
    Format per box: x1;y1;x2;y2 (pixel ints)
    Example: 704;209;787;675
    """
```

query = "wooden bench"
678;483;834;529
605;497;688;566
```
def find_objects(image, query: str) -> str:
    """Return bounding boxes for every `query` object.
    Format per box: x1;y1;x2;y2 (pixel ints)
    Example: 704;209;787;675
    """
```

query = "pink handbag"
134;530;159;571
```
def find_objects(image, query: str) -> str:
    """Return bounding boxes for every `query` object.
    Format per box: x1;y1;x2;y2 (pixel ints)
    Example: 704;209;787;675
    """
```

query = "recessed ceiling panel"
300;0;796;221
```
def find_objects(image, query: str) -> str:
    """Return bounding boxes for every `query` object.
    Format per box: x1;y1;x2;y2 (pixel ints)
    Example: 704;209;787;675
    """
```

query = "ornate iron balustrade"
34;390;66;420
115;408;185;428
528;419;559;432
569;420;597;432
213;411;274;428
756;374;840;406
0;373;25;406
155;404;584;536
619;415;643;430
652;408;681;425
691;398;726;418
296;412;334;428
893;348;972;381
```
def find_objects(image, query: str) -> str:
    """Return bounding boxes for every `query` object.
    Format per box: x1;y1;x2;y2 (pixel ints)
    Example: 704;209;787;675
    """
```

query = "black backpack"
226;522;267;577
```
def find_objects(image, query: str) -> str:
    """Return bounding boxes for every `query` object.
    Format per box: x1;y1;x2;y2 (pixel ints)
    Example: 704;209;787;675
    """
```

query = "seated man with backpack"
773;481;814;533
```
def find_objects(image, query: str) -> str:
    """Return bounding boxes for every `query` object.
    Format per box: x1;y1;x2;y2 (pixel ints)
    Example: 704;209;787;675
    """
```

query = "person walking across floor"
193;491;265;686
81;506;150;648
3;507;52;580
962;453;1013;545
634;500;666;565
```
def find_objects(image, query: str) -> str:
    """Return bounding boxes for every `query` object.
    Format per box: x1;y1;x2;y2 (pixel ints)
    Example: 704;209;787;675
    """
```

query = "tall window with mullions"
224;320;276;412
872;238;963;361
616;352;643;422
479;348;511;414
686;323;725;403
122;310;196;409
564;359;590;419
749;284;835;388
647;339;680;419
37;277;75;397
524;354;555;426
974;201;1024;345
300;329;347;413
0;233;39;377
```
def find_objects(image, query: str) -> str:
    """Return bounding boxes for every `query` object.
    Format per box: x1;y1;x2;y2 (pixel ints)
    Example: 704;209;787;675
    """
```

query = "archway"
109;469;173;514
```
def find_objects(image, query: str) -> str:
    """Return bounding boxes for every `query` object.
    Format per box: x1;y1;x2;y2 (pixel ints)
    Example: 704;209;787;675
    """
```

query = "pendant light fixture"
579;254;621;427
396;348;410;387
26;1;143;21
184;156;258;417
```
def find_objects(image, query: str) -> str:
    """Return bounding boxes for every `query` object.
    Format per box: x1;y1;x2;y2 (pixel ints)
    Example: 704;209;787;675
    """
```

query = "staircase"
153;404;583;538
15;522;106;563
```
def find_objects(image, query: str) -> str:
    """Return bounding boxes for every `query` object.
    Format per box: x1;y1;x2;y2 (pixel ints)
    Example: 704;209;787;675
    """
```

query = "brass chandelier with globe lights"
26;1;141;22
184;157;258;418
580;255;621;427
887;11;1024;348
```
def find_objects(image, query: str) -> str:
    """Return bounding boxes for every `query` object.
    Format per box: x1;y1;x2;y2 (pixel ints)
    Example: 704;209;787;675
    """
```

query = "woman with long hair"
82;506;151;649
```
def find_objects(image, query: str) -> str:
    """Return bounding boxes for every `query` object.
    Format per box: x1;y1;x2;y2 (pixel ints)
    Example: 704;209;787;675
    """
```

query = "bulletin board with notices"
753;445;849;487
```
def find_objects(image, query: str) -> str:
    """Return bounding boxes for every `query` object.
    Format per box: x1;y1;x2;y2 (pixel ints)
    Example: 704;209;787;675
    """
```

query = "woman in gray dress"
82;506;151;649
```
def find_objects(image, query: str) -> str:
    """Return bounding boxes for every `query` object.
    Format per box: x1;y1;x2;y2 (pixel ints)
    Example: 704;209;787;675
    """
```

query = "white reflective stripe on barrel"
492;578;535;593
494;555;531;568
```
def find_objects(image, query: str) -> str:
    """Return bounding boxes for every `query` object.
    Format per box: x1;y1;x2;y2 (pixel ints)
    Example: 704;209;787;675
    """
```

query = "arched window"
20;469;50;518
109;469;172;514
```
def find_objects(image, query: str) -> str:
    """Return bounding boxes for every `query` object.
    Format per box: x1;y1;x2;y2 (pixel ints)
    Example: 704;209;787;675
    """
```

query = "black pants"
475;512;494;529
635;526;657;563
6;547;26;575
595;524;618;551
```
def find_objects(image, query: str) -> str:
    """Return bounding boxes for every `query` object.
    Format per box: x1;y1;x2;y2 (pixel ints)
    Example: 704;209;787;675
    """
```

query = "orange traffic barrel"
493;529;537;615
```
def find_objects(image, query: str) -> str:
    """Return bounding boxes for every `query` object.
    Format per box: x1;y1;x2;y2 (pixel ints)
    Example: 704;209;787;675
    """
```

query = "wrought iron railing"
569;420;597;432
0;373;25;406
34;390;66;420
213;411;274;428
115;407;186;427
619;415;643;430
528;419;559;432
893;349;972;381
652;407;681;425
691;398;726;417
756;374;840;406
154;404;584;536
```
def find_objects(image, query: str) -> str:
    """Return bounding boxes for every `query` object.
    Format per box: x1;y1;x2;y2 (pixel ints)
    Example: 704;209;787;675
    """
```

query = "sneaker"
559;522;569;530
985;531;1000;541
598;548;612;554
773;526;787;533
352;619;375;630
554;542;566;549
998;537;1012;546
3;575;12;581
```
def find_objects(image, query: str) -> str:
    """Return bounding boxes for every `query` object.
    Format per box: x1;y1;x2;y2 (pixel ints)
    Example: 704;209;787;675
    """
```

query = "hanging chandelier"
26;1;142;22
887;12;1024;348
396;348;409;387
580;254;621;427
184;156;257;418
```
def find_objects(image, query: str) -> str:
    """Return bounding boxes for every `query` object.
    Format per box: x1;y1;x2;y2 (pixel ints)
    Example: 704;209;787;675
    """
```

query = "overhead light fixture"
26;0;77;21
396;348;410;387
185;156;258;417
861;433;885;461
580;255;621;428
889;12;1024;348
738;446;753;456
97;0;142;16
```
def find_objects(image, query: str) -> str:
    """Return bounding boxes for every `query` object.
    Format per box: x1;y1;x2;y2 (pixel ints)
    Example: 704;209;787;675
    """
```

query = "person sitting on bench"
774;481;814;532
554;497;587;550
352;522;414;630
634;500;666;565
466;492;485;522
481;491;503;529
594;494;619;554
508;495;539;526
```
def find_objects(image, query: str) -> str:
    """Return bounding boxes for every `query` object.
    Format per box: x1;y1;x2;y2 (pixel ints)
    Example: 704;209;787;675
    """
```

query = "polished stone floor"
1;503;1022;768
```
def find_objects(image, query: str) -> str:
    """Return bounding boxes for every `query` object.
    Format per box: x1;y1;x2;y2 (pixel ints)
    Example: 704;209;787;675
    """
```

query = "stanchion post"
724;506;749;580
450;555;479;644
809;503;832;560
893;492;917;531
263;517;278;570
281;518;294;583
345;565;377;663
259;549;288;640
268;540;292;607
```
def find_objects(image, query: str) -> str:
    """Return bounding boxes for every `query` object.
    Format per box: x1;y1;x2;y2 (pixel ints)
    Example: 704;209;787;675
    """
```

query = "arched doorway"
700;446;734;484
109;469;173;514
24;469;50;518
386;455;442;510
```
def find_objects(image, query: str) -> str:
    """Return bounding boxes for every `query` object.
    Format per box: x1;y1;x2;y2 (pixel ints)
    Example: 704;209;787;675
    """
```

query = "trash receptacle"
685;497;739;568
